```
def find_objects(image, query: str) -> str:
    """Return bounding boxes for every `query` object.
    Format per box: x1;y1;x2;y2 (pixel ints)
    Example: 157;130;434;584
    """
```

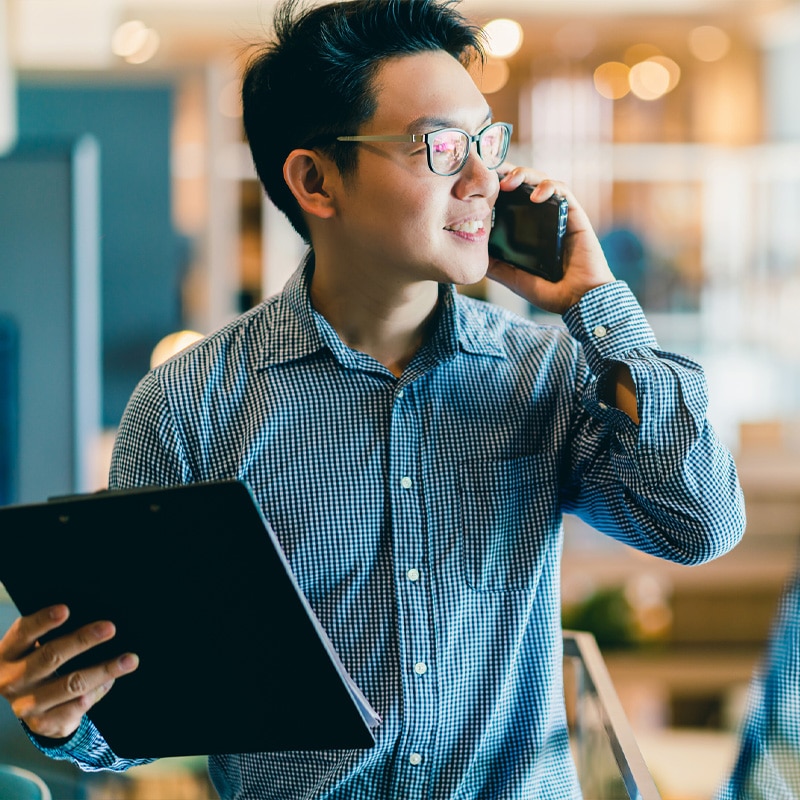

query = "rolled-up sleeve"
561;280;746;564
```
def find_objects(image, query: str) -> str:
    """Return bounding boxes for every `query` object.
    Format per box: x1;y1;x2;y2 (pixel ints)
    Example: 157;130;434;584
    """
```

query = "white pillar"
261;198;305;299
760;6;800;141
0;0;17;156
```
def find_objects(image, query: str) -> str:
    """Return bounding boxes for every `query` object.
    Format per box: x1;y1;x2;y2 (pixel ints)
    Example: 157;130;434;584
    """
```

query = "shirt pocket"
459;454;560;592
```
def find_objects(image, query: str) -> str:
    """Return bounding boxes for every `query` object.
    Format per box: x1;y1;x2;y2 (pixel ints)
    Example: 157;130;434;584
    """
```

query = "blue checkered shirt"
715;557;800;800
33;254;745;799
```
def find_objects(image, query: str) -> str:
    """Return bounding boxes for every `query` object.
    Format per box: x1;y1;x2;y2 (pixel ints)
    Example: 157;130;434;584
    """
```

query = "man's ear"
283;149;338;221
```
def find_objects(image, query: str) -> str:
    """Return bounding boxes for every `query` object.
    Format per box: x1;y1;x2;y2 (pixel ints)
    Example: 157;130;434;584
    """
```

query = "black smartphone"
488;184;568;282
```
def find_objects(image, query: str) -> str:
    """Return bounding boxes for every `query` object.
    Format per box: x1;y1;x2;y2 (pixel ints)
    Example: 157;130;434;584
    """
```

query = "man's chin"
451;259;490;288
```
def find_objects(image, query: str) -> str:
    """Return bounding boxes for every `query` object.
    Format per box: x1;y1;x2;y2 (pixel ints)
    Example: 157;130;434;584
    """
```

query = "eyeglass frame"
335;121;513;177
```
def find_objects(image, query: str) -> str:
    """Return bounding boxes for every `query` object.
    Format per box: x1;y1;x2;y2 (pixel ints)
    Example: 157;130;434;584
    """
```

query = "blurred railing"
564;630;662;800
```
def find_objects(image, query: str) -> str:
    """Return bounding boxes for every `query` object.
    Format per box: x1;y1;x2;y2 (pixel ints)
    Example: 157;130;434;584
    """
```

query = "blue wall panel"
17;83;184;425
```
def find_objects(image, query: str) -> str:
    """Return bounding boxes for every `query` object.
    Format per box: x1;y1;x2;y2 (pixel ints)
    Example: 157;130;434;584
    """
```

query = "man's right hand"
0;605;139;740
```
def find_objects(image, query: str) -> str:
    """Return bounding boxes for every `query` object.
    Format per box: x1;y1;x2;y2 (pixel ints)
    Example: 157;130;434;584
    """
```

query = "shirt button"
409;753;423;766
397;389;405;398
593;324;608;338
400;476;413;490
598;402;609;411
407;568;420;582
414;661;428;675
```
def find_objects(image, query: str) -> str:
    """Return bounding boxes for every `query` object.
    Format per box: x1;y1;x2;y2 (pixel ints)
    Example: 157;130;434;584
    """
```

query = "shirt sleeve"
560;280;746;564
25;716;155;773
23;372;190;772
109;369;196;489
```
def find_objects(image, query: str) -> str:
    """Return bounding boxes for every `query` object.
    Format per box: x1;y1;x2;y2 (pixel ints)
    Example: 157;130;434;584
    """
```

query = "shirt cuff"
24;715;97;759
562;280;658;377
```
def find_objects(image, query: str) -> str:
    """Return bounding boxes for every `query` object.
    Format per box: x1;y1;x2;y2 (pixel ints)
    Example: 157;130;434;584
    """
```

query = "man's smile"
444;218;486;235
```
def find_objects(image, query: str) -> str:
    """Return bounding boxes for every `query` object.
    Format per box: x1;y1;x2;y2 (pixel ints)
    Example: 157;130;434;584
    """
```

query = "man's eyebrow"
404;109;493;133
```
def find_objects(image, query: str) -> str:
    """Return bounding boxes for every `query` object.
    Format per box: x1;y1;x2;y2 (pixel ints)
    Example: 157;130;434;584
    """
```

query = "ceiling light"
483;18;523;59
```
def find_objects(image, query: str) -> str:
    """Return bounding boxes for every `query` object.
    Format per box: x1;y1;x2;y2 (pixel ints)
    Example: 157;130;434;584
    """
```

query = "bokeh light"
112;20;148;58
648;55;681;93
594;52;681;102
623;42;662;65
629;60;671;100
112;19;160;64
689;25;731;62
483;18;523;59
593;61;631;100
478;58;510;95
150;331;204;369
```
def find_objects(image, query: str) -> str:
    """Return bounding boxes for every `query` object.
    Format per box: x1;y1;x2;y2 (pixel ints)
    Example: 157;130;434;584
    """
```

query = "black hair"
241;0;485;241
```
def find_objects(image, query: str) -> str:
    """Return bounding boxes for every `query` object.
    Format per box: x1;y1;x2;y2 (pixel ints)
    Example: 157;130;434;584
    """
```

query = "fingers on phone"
498;169;571;206
530;179;562;202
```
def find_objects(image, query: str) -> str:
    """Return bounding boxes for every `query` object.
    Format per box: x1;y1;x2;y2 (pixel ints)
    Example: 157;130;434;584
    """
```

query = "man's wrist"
562;281;658;376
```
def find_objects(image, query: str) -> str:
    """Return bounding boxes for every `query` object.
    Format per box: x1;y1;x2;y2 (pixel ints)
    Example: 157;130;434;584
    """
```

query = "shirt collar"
260;250;324;369
260;251;507;370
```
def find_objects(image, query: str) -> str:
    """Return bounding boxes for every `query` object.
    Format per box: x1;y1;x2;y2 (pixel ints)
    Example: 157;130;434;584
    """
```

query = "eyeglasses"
336;121;513;177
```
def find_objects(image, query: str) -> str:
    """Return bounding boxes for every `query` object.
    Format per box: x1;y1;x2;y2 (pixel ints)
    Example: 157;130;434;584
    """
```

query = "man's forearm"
610;363;639;424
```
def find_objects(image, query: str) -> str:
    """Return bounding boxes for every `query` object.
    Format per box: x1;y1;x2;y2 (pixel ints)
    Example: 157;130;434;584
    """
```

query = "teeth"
446;219;484;234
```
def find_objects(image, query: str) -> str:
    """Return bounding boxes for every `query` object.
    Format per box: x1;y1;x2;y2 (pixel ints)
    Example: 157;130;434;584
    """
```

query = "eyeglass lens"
429;124;508;175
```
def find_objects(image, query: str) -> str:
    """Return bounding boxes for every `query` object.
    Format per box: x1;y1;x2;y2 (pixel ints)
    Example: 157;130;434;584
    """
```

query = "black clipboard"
0;480;380;758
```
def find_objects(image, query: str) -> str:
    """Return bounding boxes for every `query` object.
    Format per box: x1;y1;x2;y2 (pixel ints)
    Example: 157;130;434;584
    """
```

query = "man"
0;1;745;797
715;559;800;800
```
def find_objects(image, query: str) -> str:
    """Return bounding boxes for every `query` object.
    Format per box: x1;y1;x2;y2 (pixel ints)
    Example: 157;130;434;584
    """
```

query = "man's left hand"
487;165;615;315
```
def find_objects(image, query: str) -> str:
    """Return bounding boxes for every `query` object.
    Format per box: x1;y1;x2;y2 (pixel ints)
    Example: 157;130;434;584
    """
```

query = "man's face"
333;49;501;287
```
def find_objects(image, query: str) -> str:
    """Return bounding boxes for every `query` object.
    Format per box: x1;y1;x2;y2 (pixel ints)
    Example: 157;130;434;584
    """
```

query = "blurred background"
1;0;800;798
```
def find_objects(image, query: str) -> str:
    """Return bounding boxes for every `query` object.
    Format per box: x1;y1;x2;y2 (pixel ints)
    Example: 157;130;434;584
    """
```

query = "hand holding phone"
488;184;568;282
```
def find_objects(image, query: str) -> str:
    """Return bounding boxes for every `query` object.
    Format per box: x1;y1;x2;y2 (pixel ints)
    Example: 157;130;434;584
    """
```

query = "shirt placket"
388;380;437;796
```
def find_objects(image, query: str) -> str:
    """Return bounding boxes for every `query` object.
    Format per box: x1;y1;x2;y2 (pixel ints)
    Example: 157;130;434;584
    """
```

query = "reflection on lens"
480;125;506;166
431;130;466;175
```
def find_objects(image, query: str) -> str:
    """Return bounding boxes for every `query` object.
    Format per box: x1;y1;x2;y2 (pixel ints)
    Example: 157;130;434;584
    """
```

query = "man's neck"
309;256;440;378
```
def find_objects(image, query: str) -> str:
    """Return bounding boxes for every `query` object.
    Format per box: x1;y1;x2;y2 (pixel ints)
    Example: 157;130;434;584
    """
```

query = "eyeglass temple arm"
336;134;425;143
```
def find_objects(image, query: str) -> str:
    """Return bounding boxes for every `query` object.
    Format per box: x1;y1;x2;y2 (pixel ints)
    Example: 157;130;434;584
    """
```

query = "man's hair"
241;0;485;241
